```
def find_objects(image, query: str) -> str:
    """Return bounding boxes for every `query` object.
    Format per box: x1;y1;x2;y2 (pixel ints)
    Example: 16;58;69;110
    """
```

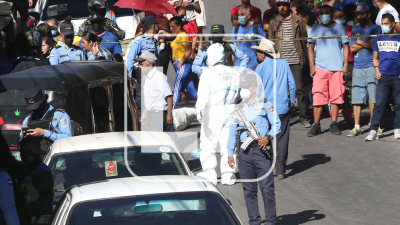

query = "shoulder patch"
59;118;68;129
55;45;62;49
267;104;275;114
50;53;55;57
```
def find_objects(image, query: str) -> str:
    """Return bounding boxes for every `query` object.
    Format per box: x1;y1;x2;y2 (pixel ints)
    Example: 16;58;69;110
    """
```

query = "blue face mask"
51;29;57;36
335;18;346;25
346;21;354;27
181;16;187;22
238;15;248;25
381;25;392;34
320;15;331;24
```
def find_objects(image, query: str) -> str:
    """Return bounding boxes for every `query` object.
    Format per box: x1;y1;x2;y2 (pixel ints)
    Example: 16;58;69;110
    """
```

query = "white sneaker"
394;129;400;139
197;171;217;186
221;173;236;185
365;130;378;141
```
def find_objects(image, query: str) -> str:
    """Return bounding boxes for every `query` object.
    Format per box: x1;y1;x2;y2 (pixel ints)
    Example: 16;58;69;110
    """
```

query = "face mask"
238;15;248;25
92;23;103;33
51;29;57;36
346;21;354;26
307;18;316;26
335;18;346;25
240;89;251;101
211;36;223;44
358;17;368;25
382;25;392;34
320;15;331;24
64;36;74;46
20;152;40;167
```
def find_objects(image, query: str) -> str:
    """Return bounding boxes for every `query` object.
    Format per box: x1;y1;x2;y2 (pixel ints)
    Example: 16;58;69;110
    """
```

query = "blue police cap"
60;24;74;36
141;15;160;26
24;86;43;111
211;24;225;34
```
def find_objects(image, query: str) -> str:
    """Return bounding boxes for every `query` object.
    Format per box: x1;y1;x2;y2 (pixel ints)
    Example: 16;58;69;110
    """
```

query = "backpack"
234;22;259;39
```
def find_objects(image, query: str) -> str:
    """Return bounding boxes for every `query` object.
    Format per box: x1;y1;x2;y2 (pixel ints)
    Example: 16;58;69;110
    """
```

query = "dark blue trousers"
238;147;277;225
370;75;400;131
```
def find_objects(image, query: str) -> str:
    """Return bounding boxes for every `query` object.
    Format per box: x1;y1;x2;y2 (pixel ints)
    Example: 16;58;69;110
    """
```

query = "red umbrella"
114;0;177;15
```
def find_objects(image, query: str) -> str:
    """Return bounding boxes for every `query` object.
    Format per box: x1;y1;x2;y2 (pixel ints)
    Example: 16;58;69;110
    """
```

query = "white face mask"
240;89;251;102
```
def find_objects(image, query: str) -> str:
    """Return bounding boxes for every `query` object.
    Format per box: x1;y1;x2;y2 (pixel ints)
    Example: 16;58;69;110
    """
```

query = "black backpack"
234;22;259;39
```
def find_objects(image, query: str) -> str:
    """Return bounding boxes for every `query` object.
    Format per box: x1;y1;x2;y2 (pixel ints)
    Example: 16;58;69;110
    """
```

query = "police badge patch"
60;118;68;129
267;105;275;114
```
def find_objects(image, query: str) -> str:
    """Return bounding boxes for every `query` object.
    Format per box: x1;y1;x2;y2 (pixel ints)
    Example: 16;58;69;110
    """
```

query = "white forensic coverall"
196;44;240;185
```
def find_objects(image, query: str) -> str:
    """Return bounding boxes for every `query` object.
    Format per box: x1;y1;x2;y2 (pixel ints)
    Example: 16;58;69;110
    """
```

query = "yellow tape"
102;33;400;45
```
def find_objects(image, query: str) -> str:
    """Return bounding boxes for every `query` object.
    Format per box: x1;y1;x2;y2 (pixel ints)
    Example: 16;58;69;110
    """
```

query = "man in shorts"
307;5;349;137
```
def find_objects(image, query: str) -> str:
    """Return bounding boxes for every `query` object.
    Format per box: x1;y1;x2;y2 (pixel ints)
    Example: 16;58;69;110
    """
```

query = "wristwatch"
167;112;172;115
266;135;273;141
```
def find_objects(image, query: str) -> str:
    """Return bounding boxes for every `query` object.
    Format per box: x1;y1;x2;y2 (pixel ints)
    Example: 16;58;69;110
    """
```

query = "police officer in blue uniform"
227;73;281;225
19;86;72;151
192;24;249;75
0;168;20;225
49;24;85;65
127;15;160;79
19;137;54;225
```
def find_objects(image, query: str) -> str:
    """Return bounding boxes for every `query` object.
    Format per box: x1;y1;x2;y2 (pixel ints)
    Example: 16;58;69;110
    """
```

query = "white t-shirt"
173;0;199;21
376;4;400;26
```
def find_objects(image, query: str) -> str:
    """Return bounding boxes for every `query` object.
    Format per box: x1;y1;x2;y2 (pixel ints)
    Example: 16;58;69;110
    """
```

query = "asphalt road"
159;1;400;224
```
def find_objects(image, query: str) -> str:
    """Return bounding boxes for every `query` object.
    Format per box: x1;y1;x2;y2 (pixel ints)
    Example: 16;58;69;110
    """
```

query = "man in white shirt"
374;0;399;25
136;51;174;132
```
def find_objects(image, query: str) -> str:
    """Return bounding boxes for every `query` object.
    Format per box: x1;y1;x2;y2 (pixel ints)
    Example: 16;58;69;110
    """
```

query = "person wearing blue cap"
18;86;72;151
347;4;382;137
127;15;161;80
49;24;85;65
192;24;249;76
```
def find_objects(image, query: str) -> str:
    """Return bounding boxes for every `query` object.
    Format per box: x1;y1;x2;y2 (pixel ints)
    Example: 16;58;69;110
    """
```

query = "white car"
35;0;138;39
43;132;193;195
51;176;242;225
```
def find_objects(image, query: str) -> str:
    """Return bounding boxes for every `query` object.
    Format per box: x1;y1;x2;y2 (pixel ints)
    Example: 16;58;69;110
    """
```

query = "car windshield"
48;146;188;190
42;0;132;21
66;192;241;225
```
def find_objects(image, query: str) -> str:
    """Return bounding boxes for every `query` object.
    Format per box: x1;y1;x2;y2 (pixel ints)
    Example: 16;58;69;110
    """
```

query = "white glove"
197;112;203;124
196;109;204;124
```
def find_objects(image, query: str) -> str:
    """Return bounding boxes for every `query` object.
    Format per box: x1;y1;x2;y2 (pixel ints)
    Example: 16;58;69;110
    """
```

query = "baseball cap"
60;24;74;36
211;24;225;34
24;86;43;111
141;16;161;26
239;72;257;88
250;39;280;58
302;7;318;17
355;3;369;13
134;51;157;63
275;0;290;3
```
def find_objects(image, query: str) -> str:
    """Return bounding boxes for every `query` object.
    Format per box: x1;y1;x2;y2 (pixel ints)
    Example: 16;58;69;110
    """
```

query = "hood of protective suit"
207;43;224;67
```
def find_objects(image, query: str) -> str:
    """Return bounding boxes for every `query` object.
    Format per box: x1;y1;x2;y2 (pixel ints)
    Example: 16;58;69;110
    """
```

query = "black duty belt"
240;141;259;149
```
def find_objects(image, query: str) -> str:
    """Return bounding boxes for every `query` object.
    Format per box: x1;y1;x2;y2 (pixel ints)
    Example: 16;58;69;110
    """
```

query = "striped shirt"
281;17;299;65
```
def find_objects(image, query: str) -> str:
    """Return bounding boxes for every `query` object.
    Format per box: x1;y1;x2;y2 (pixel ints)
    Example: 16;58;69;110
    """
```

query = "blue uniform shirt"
192;42;250;75
49;42;85;65
127;33;160;78
0;169;20;225
256;57;296;115
227;100;281;157
18;105;72;148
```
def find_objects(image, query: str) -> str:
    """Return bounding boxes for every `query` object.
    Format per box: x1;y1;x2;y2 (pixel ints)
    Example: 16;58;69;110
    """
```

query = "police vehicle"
43;132;193;197
0;61;139;154
50;176;242;225
34;0;138;39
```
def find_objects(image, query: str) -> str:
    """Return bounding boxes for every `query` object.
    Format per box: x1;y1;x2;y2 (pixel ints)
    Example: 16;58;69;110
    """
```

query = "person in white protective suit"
196;43;241;186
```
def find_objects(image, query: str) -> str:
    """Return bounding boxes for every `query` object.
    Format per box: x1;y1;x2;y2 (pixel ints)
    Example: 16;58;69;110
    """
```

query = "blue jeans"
370;75;400;131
